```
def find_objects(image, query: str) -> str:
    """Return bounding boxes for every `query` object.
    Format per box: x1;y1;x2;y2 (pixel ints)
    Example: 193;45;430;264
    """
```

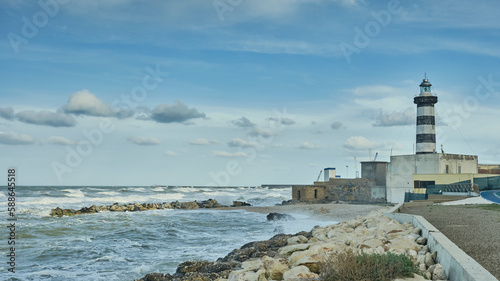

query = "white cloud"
151;100;206;124
127;136;161;145
248;127;275;138
49;136;77;145
63;90;116;117
373;108;414;127
0;131;35;145
227;138;258;148
343;136;378;151
164;150;179;156
16;110;77;127
298;142;322;150
213;150;249;158
189;138;218;145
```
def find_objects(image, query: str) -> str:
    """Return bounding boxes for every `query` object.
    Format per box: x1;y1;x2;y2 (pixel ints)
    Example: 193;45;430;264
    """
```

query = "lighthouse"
414;78;438;154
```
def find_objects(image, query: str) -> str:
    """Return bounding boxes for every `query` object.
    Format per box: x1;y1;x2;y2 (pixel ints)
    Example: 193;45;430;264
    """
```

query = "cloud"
0;131;35;145
373;108;414;127
343;136;378;151
227;138;258;148
267;117;296;126
248;127;275;138
164;150;179;156
213;151;249;158
0;107;15;120
330;121;343;130
151;100;206;124
16;110;77;127
298;142;321;150
63;90;116;117
49;136;77;145
189;138;218;145
231;117;256;128
127;136;161;145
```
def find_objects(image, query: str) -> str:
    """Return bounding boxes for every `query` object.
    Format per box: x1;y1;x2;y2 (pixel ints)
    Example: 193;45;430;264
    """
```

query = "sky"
1;0;500;186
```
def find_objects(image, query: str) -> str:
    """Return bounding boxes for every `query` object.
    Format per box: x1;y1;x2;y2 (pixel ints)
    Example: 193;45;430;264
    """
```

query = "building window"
314;189;318;199
298;190;301;200
445;165;449;174
458;166;462;174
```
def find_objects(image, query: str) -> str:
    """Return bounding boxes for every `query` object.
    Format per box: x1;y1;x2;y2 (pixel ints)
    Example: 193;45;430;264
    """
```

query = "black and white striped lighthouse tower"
414;77;438;154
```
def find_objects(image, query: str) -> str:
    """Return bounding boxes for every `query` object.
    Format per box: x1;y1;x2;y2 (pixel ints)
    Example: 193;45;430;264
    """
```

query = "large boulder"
261;256;289;280
180;201;200;210
219;234;292;262
232;201;251;207
282;265;319;280
266;213;295;221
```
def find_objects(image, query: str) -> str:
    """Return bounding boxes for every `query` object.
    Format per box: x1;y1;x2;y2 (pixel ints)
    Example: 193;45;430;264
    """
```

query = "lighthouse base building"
386;153;479;203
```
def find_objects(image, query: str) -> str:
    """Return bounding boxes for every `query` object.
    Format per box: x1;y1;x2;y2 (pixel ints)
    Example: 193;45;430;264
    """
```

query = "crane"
316;170;323;182
373;152;378;161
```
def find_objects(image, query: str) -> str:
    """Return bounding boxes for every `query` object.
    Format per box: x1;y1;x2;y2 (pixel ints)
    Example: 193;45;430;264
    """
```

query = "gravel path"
402;204;500;279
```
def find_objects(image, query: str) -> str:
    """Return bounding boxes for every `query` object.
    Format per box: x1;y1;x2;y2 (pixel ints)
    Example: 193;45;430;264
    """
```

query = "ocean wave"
97;191;120;196
61;189;86;198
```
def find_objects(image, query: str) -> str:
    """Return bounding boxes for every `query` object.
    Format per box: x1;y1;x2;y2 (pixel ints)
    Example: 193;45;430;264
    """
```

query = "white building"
323;167;336;182
385;78;479;203
386;153;478;203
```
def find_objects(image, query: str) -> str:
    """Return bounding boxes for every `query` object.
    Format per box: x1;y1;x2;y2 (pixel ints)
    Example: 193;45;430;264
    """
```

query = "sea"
0;185;338;281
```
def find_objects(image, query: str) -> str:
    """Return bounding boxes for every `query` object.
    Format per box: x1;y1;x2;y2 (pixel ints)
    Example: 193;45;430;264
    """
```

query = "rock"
279;244;310;256
358;238;383;249
219;234;292;263
198;199;225;208
432;264;447;280
232;201;251;207
416;255;426;266
261;256;288;280
50;207;63;217
241;259;262;271
418;263;427;273
227;270;259;281
180;201;200;209
173;260;240;280
267;213;295;221
287;235;308;245
416;237;427;245
411;227;422;236
418;245;429;255
424;253;435;267
287;236;301;245
282;265;318;280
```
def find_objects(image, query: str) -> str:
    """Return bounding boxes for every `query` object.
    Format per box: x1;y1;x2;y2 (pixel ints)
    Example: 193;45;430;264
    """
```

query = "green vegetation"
319;250;419;281
471;204;500;212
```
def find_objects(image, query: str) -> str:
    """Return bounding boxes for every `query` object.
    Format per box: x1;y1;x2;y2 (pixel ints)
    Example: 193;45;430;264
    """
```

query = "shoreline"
137;204;443;281
211;202;389;221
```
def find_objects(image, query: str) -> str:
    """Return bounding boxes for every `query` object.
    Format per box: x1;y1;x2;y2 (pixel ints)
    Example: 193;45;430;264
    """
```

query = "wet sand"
213;202;389;221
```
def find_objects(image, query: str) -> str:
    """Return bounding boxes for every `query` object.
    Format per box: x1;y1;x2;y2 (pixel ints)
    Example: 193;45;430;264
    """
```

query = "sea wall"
387;204;498;281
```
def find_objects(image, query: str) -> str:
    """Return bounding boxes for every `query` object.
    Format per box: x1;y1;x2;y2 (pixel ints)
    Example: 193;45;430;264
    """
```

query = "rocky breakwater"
137;209;449;281
49;199;247;217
